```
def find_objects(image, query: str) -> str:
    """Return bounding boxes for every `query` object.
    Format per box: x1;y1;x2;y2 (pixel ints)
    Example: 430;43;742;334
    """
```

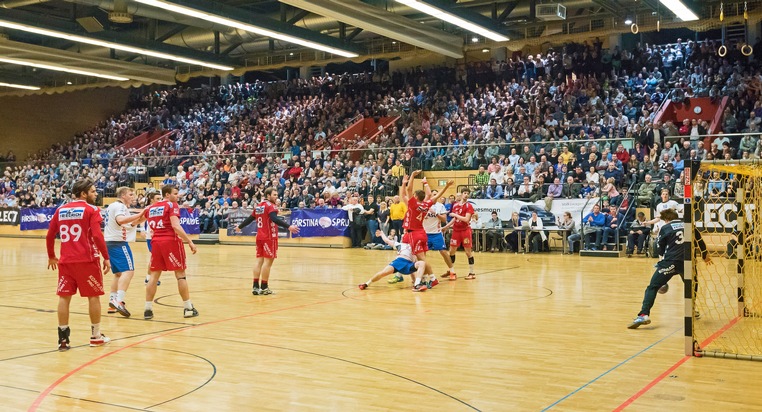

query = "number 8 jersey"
47;200;104;263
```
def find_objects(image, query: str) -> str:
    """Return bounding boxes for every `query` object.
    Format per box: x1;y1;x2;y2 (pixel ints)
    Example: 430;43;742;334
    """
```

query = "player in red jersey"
237;187;299;295
400;171;452;290
46;179;111;351
142;185;198;320
446;188;476;280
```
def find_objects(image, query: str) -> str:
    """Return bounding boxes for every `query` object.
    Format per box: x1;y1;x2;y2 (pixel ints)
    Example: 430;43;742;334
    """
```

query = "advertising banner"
0;207;19;225
290;208;350;238
179;208;200;235
20;207;57;231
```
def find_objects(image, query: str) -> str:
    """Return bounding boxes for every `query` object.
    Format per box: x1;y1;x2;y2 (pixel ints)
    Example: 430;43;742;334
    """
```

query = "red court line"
28;294;355;411
612;316;741;412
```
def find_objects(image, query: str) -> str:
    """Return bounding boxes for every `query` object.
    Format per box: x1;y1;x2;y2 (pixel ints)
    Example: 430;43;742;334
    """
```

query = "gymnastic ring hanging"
630;23;639;34
718;45;728;57
742;44;753;56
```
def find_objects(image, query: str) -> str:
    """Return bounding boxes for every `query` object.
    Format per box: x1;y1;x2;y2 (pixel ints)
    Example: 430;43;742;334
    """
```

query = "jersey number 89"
60;224;82;242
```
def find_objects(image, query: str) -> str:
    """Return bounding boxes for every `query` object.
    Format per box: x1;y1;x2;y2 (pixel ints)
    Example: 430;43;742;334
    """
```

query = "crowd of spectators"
1;36;760;240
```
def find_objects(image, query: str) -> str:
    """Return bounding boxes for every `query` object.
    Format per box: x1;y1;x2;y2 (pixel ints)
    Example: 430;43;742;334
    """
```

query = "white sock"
109;292;117;302
59;325;69;331
145;301;153;311
414;277;421;286
469;264;475;273
448;267;455;274
430;274;437;281
183;300;193;310
116;290;126;303
366;280;373;286
91;323;100;338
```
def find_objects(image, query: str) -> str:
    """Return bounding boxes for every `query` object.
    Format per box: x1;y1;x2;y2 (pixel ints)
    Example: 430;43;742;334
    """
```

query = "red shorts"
408;230;428;255
150;238;187;272
256;238;278;259
57;261;104;297
450;228;473;249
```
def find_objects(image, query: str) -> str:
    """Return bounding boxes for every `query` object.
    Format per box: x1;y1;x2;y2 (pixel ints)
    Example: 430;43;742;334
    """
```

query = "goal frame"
685;159;758;359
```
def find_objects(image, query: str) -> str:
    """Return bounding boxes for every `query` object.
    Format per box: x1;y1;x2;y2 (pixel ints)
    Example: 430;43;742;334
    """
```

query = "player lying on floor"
358;230;435;292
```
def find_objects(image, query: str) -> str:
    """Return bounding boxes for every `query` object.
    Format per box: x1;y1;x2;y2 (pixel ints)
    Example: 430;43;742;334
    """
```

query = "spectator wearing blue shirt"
602;205;625;250
486;179;503;199
582;204;607;250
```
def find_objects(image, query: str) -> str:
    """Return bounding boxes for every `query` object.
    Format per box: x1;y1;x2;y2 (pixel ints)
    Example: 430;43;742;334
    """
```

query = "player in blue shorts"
358;230;432;292
421;189;454;287
105;187;146;317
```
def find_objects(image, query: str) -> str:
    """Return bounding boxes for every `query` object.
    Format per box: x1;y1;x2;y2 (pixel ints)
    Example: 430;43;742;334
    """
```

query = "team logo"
59;207;85;221
149;207;165;217
318;216;332;228
255;206;265;215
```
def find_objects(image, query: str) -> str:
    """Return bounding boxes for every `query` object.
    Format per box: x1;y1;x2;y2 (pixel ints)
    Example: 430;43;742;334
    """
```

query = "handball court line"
612;316;740;411
28;293;366;411
540;328;681;411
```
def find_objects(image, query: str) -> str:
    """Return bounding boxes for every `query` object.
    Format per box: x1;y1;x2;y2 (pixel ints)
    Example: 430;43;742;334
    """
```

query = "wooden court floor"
0;238;760;412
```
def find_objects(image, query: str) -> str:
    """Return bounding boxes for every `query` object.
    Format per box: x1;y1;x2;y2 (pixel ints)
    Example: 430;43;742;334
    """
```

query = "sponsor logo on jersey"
149;207;165;218
59;207;85;221
255;206;265;215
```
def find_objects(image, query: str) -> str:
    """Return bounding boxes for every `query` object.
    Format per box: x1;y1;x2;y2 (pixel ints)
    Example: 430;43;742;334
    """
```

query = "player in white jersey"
358;230;433;292
647;189;682;234
144;191;162;286
105;187;145;317
421;189;454;288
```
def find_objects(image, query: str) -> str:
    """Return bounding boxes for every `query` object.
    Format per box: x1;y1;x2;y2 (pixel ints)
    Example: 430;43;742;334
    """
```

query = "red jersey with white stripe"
253;200;279;241
451;201;474;231
47;200;104;263
403;197;432;231
144;200;180;241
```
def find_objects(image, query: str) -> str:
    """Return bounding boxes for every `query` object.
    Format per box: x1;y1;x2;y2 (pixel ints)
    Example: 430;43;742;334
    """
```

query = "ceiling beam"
345;27;363;42
497;1;519;23
154;23;187;43
286;9;310;25
279;0;464;58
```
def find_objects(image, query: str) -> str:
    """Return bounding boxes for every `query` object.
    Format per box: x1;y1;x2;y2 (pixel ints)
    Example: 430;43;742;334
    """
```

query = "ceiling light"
0;57;129;81
481;48;490;53
0;82;40;90
66;81;73;85
0;20;234;71
624;17;633;25
134;0;359;58
659;0;699;21
395;0;509;42
472;36;479;43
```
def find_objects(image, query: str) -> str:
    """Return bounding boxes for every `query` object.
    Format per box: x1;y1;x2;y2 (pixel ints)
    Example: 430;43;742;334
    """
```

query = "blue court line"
540;328;681;411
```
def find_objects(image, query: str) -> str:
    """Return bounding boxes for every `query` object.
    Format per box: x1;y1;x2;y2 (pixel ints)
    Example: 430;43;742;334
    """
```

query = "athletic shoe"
358;283;368;290
144;309;154;320
109;300;130;318
183;307;199;318
627;315;651;329
89;334;111;347
58;327;70;351
107;305;117;314
448;273;457;281
387;275;404;284
658;284;669;294
465;273;476;280
412;284;428;292
428;279;439;289
252;287;262;296
259;288;273;295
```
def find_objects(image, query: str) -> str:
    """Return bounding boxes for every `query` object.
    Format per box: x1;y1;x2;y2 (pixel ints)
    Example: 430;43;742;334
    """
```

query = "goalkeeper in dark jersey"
628;208;695;329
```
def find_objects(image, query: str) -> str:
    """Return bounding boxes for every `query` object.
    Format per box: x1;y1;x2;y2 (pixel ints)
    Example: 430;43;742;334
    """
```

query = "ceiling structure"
0;0;749;95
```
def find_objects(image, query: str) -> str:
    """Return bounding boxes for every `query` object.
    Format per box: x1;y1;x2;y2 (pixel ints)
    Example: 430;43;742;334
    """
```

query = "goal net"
689;159;762;361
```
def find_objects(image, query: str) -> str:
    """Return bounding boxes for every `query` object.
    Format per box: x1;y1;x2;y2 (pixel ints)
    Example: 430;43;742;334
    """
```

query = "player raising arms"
358;230;433;292
46;179;111;351
105;187;145;318
236;187;299;295
143;185;198;320
400;171;452;290
447;188;476;280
